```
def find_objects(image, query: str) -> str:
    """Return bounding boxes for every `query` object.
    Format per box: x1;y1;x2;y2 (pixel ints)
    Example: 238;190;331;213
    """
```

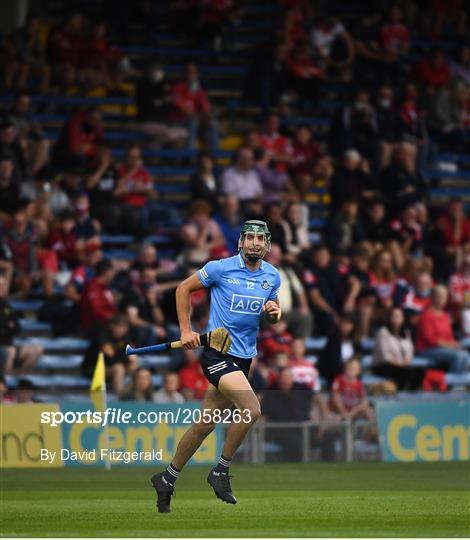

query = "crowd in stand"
0;1;469;429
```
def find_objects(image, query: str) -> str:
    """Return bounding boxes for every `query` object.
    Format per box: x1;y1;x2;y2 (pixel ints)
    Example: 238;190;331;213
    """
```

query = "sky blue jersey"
197;253;281;359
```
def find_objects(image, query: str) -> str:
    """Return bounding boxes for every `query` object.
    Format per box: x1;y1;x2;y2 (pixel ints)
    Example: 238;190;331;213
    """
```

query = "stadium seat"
37;355;83;370
445;373;470;387
138;355;171;369
304;337;327;350
13;337;89;352
19;319;52;333
10;300;43;312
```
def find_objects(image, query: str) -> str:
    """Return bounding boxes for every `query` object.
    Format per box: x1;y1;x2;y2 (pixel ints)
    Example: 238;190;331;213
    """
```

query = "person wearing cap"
151;220;281;512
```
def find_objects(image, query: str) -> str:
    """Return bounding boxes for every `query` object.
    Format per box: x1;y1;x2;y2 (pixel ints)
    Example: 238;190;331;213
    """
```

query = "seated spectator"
47;12;85;88
416;285;470;373
290;124;322;179
179;350;209;400
119;267;167;346
136;64;187;148
82;314;138;396
329;149;376;213
370;249;408;310
417;49;451;91
449;248;470;336
318;313;357;387
180;199;226;266
13;378;37;403
213;195;244;256
121;367;154;402
259;319;293;363
4;93;50;177
265;244;312;338
360;198;394;255
169;64;218;153
0;275;42;375
259;114;293;172
0;121;28;180
153;372;185;404
254;148;292;205
221;148;263;210
190;153;221;211
372;306;425;390
53;106;104;171
309;15;355;81
399;84;430;169
285;42;324;103
377;5;410;66
3;13;50;94
436;198;470;272
302;244;354;336
403;271;433;315
375;84;401;167
73;194;101;248
282;201;310;263
46;209;79;267
330;358;374;422
85;146;123;233
449;45;470;85
324;199;366;257
378;142;426;217
389;203;424;268
80;258;117;333
289;338;321;391
0;158;22;222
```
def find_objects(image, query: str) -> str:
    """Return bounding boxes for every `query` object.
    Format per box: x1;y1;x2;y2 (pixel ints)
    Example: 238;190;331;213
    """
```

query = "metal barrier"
233;420;379;463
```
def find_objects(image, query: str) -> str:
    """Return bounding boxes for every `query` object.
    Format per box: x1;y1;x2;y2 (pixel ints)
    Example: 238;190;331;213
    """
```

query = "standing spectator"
0;275;42;375
121;367;154;402
169;64;218;153
82;314;138;396
330;358;374;422
377;5;410;67
3;13;51;94
416;285;470;373
265;244;313;339
80;258;117;333
190;153;221;210
153;372;185;404
53;107;104;170
372;306;424;390
221;148;263;208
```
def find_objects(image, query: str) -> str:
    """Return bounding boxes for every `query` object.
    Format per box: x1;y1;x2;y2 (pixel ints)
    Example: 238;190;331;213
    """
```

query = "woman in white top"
372;307;425;390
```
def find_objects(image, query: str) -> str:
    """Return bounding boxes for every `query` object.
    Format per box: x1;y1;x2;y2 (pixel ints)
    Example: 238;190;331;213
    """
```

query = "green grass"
1;463;469;537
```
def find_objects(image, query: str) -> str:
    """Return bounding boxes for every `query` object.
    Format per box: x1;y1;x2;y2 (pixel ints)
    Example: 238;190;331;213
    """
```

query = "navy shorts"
200;346;252;388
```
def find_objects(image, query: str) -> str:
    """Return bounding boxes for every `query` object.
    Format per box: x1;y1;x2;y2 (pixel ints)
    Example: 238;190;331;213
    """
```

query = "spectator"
0;275;42;375
82;314;138;396
282;201;310;263
179;350;209;400
389;203;424;267
14;378;37;403
416;285;470;373
180;199;226;266
3;13;51;94
0;158;22;221
435;198;470;272
372;306;425;390
53;107;104;170
403;271;433;315
285;42;324;103
417;49;451;91
317;312;357;387
121;367;154;402
265;244;313;339
329;149;376;213
290;125;322;178
324;199;366;257
375;84;401;167
46;209;79;266
190;153;221;211
80;258;117;333
254;148;292;205
399;84;430;168
259;319;293;363
449;248;470;336
221;147;263;208
4;93;50;177
73;194;101;247
153;372;185;404
309;15;355;81
259;114;293;172
213;195;244;255
0;121;28;180
169;64;218;153
449;46;470;85
347;247;376;338
136;65;187;148
370;249;407;310
302;244;354;336
377;5;410;64
289;338;321;391
330;358;375;422
361;198;392;253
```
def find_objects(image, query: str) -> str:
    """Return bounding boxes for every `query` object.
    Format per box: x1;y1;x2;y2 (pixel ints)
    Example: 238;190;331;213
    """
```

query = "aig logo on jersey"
230;294;264;315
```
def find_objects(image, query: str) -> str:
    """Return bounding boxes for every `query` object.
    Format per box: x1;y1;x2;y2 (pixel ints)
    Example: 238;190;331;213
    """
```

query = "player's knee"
193;421;215;437
246;404;261;423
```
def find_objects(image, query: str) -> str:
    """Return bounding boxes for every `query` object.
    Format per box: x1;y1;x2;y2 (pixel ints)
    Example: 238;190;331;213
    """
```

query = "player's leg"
206;371;261;504
151;383;232;513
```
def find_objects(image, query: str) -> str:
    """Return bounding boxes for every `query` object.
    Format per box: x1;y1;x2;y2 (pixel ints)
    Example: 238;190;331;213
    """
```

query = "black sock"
214;454;231;474
162;463;180;485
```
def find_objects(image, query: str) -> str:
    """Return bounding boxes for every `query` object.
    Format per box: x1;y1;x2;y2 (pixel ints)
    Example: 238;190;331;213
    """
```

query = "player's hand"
180;330;200;349
263;301;281;322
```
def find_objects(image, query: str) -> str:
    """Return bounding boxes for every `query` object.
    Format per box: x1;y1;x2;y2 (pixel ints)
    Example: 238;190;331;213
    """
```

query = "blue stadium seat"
10;300;43;312
13;337;89;351
6;374;90;388
305;337;328;350
37;355;83;370
149;166;196;176
19;319;52;332
100;234;135;245
138;355;171;369
445;373;470;387
362;374;388;385
103;249;136;261
360;337;374;351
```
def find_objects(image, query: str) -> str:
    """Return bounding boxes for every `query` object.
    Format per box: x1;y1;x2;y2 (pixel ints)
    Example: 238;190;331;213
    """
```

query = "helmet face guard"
238;220;271;262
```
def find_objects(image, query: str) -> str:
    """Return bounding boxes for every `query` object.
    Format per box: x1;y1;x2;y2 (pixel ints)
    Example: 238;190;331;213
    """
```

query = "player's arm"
175;272;205;349
263;298;282;323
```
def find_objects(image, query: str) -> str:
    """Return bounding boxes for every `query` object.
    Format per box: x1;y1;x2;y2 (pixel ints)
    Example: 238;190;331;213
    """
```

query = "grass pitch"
1;462;469;537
